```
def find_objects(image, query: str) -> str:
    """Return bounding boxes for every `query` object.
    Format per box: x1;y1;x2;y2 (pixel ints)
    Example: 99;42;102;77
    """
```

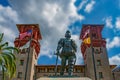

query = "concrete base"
37;77;92;80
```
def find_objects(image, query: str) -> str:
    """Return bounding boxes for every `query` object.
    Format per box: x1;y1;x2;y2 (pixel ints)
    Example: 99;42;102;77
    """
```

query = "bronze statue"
56;30;77;76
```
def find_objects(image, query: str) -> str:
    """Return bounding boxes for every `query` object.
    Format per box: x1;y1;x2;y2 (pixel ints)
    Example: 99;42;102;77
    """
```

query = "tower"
80;24;112;80
14;24;42;80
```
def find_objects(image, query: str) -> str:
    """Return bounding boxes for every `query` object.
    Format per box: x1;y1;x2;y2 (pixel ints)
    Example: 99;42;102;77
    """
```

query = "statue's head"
65;30;71;39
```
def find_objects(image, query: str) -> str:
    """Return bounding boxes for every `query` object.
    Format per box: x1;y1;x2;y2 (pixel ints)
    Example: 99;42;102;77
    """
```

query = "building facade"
112;65;120;80
0;24;119;80
80;25;113;80
13;24;42;80
35;65;116;79
13;24;120;80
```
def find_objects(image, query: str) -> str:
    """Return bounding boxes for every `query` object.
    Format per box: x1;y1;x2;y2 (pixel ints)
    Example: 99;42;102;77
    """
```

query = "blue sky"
0;0;120;65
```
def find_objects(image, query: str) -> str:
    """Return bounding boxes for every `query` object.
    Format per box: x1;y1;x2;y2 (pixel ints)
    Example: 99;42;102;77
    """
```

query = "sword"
54;51;59;76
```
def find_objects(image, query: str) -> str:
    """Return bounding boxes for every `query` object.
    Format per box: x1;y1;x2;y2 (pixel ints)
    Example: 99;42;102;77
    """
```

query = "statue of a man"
56;30;77;76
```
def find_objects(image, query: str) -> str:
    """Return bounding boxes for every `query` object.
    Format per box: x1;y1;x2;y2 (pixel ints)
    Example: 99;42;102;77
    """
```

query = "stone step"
37;77;92;80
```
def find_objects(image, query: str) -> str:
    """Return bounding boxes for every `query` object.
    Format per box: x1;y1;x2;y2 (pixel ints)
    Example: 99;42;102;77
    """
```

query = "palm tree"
0;33;18;80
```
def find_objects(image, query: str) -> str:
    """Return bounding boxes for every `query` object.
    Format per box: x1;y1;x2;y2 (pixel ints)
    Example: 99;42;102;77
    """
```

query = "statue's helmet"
65;30;71;38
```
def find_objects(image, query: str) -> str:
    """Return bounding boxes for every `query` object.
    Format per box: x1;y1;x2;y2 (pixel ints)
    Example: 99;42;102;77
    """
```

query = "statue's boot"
68;67;73;76
68;72;72;76
60;65;65;76
68;56;76;76
60;56;66;76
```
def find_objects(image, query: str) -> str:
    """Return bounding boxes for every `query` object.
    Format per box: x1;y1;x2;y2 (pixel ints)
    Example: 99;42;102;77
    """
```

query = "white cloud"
84;0;95;13
104;16;113;28
115;17;120;29
106;37;120;49
0;26;16;40
8;0;84;64
71;35;84;65
77;0;88;10
0;5;19;23
109;53;120;65
0;5;19;46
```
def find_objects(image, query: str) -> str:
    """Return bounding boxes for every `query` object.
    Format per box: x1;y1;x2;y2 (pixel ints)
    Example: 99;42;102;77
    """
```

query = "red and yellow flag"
83;37;91;44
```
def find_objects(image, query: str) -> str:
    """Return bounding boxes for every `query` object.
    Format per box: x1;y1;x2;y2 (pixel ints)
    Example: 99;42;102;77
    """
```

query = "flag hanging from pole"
83;29;90;39
19;30;32;40
83;37;91;44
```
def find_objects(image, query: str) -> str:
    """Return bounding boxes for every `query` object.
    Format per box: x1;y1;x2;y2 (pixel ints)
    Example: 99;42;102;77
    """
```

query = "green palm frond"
0;33;19;80
0;42;8;49
9;62;16;79
0;33;3;42
2;47;19;53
